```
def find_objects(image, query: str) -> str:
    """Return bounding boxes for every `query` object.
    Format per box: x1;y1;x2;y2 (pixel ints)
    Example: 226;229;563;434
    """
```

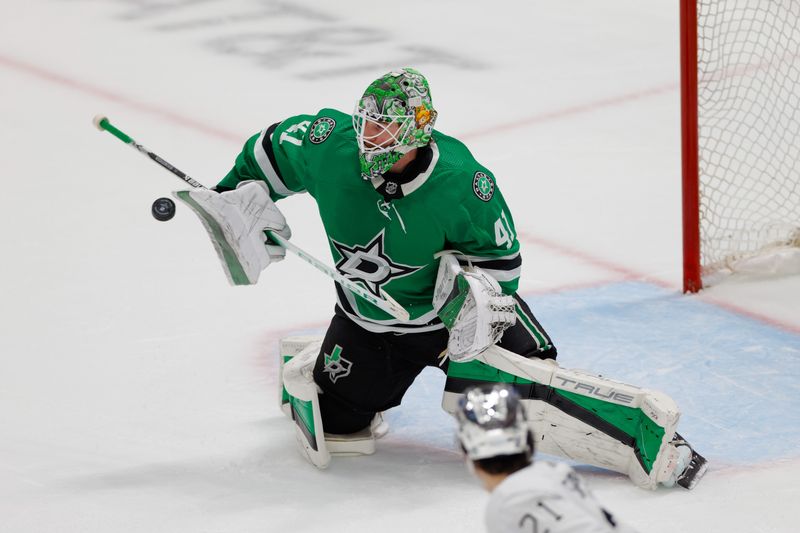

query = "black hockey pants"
312;294;556;434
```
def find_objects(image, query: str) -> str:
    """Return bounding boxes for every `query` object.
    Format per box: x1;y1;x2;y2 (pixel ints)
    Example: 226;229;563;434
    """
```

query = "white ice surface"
1;1;799;532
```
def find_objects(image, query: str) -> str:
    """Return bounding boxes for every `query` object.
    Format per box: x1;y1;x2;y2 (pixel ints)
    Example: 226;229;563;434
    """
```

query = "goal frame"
680;0;701;293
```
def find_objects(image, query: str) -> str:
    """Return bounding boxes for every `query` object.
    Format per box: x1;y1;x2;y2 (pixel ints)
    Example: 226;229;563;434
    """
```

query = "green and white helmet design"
353;67;438;180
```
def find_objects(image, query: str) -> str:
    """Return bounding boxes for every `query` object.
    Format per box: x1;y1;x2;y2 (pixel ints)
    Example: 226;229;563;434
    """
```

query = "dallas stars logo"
331;230;421;297
309;117;335;144
323;345;352;383
473;171;495;202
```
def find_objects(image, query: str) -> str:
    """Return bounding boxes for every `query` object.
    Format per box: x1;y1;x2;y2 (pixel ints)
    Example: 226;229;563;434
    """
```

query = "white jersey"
485;462;638;533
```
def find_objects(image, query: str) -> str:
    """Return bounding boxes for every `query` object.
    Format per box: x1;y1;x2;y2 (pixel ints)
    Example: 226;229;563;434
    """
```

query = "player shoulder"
274;109;351;147
306;108;352;144
504;461;569;487
487;469;563;531
525;461;582;485
431;131;499;204
490;462;576;499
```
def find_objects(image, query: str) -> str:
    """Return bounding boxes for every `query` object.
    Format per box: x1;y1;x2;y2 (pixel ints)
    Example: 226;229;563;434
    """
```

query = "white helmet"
456;384;532;461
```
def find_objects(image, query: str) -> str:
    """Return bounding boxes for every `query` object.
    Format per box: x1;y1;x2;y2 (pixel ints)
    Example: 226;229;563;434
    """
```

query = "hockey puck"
151;197;176;221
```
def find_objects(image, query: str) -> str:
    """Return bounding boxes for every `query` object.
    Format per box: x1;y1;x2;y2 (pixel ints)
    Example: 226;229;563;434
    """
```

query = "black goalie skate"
673;433;709;490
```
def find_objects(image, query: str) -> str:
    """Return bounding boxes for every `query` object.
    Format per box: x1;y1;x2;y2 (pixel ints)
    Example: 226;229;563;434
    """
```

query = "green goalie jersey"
217;109;521;334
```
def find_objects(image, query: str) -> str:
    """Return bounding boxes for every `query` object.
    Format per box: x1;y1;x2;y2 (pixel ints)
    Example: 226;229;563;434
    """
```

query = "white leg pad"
282;343;331;469
370;412;389;439
443;346;683;489
321;411;388;456
279;336;324;418
325;429;376;456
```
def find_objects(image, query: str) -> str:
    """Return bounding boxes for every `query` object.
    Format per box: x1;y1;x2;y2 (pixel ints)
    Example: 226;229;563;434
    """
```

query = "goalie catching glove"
173;180;290;285
432;254;516;362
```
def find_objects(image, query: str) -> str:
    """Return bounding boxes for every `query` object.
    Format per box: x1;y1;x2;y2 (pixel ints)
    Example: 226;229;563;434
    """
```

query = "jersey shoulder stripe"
254;122;300;197
456;252;522;283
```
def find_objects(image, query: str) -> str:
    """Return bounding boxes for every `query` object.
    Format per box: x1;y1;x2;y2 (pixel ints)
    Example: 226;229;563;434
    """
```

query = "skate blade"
677;451;709;490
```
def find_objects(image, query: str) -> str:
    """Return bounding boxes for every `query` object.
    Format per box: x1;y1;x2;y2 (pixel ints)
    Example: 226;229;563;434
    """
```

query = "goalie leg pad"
279;336;324;418
325;428;376;456
443;346;688;489
280;336;385;466
282;343;331;469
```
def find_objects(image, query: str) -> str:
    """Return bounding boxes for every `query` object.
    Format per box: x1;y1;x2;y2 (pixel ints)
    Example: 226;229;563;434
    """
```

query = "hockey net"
682;0;800;291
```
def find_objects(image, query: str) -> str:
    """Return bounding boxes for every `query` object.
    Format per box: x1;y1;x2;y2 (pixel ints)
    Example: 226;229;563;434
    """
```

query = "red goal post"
680;0;800;293
681;0;701;293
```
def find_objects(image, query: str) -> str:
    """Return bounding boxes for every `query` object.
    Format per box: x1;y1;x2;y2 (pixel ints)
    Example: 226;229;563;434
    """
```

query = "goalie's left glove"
432;254;516;362
174;180;291;286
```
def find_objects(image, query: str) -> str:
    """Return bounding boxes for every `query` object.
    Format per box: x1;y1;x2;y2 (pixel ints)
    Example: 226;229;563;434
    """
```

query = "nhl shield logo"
323;345;352;383
309;117;336;144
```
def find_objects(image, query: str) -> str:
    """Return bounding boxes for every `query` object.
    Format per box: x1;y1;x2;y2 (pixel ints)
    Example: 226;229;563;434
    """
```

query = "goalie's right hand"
173;180;291;285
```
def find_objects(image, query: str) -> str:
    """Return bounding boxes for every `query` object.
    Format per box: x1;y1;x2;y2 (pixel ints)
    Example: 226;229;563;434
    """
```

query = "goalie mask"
456;384;532;461
353;67;438;180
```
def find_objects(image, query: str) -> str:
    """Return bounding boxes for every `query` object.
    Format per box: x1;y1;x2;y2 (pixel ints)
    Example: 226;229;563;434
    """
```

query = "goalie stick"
93;114;410;321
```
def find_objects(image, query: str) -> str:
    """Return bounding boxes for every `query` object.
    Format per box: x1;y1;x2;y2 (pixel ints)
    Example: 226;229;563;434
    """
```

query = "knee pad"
281;338;330;468
279;336;324;417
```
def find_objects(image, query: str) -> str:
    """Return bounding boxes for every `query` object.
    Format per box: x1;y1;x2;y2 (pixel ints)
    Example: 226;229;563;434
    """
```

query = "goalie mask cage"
681;0;800;293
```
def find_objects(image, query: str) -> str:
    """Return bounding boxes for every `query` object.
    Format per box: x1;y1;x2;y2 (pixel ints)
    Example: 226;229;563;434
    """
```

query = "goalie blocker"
280;337;706;489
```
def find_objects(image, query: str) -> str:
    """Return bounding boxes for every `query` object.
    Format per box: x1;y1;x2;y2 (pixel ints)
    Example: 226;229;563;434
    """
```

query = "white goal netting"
696;0;800;277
